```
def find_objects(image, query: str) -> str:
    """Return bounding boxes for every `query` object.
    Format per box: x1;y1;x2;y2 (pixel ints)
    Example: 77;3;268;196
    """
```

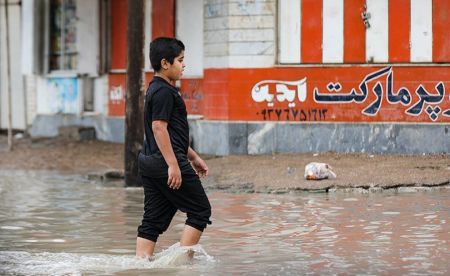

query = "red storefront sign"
203;66;450;122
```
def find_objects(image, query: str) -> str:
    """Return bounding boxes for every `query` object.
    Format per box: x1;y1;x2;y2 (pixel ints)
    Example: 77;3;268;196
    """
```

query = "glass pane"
49;0;77;70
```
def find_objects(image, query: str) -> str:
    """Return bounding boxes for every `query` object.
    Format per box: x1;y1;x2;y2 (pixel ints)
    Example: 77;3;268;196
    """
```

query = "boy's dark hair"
150;37;185;72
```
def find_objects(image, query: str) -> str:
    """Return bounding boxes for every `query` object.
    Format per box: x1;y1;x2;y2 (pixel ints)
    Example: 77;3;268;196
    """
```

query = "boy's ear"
160;58;169;70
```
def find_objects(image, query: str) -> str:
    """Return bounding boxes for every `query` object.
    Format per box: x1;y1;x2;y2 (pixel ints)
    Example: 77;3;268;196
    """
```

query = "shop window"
49;0;78;71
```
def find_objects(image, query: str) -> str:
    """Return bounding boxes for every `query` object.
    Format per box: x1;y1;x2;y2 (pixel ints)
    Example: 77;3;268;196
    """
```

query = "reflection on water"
0;170;449;275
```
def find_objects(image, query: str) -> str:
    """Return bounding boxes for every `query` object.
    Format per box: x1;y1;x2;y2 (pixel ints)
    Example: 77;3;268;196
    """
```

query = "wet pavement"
0;170;449;275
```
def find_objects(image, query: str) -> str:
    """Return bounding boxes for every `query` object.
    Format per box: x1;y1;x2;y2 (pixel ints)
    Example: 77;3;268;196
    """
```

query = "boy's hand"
168;165;182;189
191;157;209;178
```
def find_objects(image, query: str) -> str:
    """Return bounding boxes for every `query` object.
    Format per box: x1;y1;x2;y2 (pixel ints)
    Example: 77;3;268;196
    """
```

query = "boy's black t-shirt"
142;76;194;176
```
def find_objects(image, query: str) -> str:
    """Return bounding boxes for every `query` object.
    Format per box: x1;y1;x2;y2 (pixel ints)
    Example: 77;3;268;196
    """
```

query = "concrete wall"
189;120;450;155
29;114;125;143
29;115;450;155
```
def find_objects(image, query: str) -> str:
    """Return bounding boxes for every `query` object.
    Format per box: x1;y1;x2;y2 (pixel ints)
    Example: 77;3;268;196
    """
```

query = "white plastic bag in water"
304;162;336;180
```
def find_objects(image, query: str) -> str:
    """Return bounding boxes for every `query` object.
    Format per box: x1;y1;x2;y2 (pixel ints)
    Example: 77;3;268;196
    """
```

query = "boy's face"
161;51;185;81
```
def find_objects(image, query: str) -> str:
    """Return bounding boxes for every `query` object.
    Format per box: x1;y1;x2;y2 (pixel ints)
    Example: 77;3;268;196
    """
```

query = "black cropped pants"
137;173;212;242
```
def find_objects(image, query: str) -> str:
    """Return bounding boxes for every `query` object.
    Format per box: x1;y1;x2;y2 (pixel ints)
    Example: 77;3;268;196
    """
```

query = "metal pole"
4;0;13;151
125;0;144;186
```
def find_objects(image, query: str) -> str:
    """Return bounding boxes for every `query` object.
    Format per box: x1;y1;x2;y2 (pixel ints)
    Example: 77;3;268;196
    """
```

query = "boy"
136;37;212;259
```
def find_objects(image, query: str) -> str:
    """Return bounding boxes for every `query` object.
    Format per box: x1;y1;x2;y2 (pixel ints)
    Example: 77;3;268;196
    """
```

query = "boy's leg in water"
180;224;203;258
180;224;202;245
136;237;156;258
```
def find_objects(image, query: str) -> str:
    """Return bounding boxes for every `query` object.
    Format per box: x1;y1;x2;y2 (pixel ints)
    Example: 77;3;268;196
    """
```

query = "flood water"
0;170;449;275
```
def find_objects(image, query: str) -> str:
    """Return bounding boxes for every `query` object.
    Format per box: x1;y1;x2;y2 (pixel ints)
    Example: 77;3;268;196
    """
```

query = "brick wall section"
204;0;276;68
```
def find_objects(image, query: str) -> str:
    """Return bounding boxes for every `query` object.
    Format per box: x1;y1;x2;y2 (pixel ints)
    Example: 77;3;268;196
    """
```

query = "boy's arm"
188;147;208;177
152;120;182;189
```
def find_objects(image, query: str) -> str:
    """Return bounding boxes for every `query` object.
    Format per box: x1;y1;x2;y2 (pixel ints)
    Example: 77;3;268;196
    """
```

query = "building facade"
2;0;450;154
